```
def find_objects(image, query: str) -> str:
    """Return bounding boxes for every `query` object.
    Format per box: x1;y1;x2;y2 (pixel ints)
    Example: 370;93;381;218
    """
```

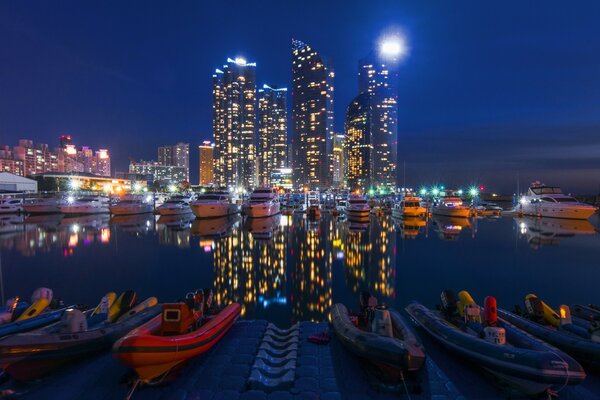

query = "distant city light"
69;179;80;190
379;33;408;60
419;188;427;196
457;189;464;195
469;187;479;197
133;182;142;192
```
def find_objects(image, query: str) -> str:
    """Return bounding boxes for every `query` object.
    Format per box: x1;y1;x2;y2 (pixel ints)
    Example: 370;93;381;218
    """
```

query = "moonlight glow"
379;34;408;59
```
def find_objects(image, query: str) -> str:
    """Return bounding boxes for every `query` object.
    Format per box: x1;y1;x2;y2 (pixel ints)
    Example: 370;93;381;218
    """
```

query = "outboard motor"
559;305;572;326
483;326;506;345
484;296;498;327
440;290;457;316
524;296;545;323
0;297;19;324
59;308;88;333
371;305;393;338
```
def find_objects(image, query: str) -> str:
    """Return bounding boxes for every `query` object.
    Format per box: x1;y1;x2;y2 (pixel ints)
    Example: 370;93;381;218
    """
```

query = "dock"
8;320;600;399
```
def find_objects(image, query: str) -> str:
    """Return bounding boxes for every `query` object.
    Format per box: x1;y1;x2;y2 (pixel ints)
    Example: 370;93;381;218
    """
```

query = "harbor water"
2;212;598;327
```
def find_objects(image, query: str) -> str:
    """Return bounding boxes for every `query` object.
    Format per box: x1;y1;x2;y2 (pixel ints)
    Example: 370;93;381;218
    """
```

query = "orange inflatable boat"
113;290;240;383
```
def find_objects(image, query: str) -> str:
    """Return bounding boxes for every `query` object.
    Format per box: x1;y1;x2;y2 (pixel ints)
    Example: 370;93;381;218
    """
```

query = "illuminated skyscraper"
159;143;190;182
356;51;399;190
332;133;346;189
345;93;371;191
199;141;214;186
258;85;287;186
291;39;334;190
212;57;257;190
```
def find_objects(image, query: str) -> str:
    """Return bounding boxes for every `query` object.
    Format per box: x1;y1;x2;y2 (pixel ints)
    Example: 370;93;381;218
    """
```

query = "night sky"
1;1;599;192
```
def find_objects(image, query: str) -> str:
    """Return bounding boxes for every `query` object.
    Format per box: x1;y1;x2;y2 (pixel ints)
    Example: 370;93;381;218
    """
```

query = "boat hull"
432;206;470;218
59;206;110;215
156;205;191;216
23;204;61;214
110;205;154;216
190;203;239;219
113;303;241;382
518;205;596;220
247;203;280;218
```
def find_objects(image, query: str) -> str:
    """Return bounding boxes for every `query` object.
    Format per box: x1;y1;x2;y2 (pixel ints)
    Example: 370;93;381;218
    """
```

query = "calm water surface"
1;212;599;327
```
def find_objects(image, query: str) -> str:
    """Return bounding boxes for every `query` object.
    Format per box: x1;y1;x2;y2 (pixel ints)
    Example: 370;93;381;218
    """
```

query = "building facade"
129;160;187;183
258;85;288;186
158;143;189;182
356;51;399;190
345;93;372;191
212;57;257;190
199;141;214;186
332;133;346;189
291;39;334;190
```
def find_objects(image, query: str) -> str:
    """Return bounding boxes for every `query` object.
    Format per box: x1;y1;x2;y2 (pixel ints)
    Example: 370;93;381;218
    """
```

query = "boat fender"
0;297;18;324
371;307;393;338
457;290;476;318
116;297;158;322
59;308;88;333
440;290;457;316
484;296;498;327
483;326;506;345
10;302;29;322
92;292;116;315
31;287;53;304
559;305;572;325
16;292;52;321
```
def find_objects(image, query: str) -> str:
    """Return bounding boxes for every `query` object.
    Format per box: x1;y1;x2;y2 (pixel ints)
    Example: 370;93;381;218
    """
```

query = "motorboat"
113;290;240;386
432;196;471;218
333;199;347;216
0;198;23;214
156;194;193;216
345;194;370;222
190;190;239;219
393;195;427;218
406;291;586;395
516;182;597;220
247;187;280;218
110;195;154;216
23;194;64;214
59;196;110;215
499;294;600;369
331;296;425;377
473;201;502;216
307;191;321;219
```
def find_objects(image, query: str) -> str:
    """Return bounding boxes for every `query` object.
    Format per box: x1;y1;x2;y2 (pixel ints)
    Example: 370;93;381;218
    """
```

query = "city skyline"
1;1;600;192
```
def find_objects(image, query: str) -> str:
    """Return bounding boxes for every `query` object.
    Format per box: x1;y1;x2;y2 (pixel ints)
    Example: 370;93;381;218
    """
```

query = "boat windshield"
541;197;557;203
530;187;562;195
349;200;367;205
197;195;226;201
555;197;578;203
404;202;420;207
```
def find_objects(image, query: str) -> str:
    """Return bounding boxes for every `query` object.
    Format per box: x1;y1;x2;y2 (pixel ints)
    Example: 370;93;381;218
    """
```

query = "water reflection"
515;217;597;249
0;212;598;325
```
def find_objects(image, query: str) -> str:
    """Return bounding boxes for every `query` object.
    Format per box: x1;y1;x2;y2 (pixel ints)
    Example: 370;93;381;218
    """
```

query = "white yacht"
432;196;471;218
333;199;347;216
156;194;193;216
393;195;427;218
190;190;239;219
307;191;321;218
345;194;371;222
0;198;23;214
59;196;110;215
247;188;280;218
23;194;64;214
110;195;154;216
517;182;597;220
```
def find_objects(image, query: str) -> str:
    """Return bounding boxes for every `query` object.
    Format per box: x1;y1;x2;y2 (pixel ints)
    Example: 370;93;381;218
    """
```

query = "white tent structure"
0;172;38;193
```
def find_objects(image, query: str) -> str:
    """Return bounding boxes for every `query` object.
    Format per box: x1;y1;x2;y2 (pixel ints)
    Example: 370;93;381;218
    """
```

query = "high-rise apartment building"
356;51;399;189
199;141;214;186
258;85;287;186
212;57;257;189
158;143;189;182
291;39;334;190
345;93;372;190
332;133;346;189
129;160;187;183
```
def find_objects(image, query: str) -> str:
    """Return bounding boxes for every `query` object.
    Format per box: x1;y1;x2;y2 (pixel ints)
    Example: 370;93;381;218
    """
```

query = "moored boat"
156;194;194;216
0;198;23;214
59;195;110;215
190;190;239;219
110;195;154;216
113;290;240;385
516;182;597;220
499;294;600;369
432;196;471;218
0;290;160;381
405;291;586;395
247;187;280;218
23;194;64;214
330;296;425;376
345;194;370;222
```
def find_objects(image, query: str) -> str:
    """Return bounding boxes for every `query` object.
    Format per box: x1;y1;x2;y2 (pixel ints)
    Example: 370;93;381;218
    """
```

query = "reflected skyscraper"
291;39;334;190
258;85;288;186
213;57;257;189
